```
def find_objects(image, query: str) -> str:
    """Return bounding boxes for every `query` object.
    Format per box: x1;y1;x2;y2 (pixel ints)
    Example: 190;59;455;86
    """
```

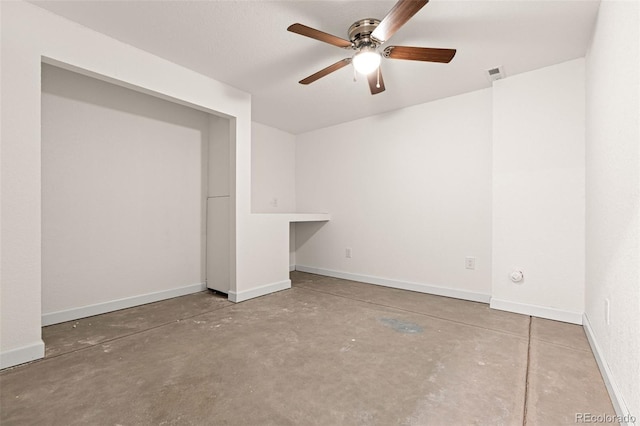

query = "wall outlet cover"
465;256;476;270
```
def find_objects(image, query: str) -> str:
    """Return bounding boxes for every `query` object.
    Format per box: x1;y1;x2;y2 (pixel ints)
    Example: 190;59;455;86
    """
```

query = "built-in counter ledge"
253;213;330;223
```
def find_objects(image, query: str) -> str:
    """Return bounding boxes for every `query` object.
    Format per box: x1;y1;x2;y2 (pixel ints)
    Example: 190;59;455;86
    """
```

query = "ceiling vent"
486;66;505;82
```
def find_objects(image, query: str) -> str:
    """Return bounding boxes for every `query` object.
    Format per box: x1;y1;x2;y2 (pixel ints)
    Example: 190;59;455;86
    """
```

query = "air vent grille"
486;66;505;82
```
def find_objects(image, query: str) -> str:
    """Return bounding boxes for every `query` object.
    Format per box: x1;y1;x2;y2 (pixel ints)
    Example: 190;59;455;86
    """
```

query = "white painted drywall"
251;122;297;267
1;1;287;368
295;89;493;298
585;0;640;420
251;122;296;213
208;115;231;198
289;223;296;270
491;59;585;323
41;64;208;316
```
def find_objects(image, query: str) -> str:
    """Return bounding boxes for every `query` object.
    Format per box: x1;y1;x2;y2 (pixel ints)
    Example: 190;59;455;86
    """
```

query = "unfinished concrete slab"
291;271;529;337
0;272;614;425
42;290;232;358
526;319;616;425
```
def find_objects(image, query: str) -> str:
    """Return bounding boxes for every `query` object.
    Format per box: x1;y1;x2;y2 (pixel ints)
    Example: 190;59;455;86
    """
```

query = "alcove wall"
41;63;234;324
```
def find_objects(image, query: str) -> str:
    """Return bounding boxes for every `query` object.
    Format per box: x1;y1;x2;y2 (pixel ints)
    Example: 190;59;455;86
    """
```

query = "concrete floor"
0;272;615;425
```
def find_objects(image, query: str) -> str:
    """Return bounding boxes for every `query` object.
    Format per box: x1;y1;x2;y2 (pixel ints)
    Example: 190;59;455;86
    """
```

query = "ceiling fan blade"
367;69;385;95
299;58;352;85
288;23;352;48
383;46;456;63
371;0;429;43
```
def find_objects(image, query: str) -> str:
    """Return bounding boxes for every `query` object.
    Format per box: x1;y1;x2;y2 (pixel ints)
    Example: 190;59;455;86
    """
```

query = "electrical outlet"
604;299;610;325
345;248;352;259
465;256;476;270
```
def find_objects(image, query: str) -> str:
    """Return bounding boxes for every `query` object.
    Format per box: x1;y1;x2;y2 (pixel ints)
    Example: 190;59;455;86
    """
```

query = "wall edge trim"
228;280;291;303
41;282;207;326
295;265;491;303
489;298;583;324
0;340;45;370
583;313;636;426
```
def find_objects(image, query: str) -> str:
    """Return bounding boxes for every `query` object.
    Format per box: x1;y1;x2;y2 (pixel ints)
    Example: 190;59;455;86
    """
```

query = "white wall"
585;0;640;421
251;122;296;213
251;122;296;266
208;115;231;198
295;89;493;301
41;64;208;320
251;122;297;268
491;59;586;324
1;1;288;369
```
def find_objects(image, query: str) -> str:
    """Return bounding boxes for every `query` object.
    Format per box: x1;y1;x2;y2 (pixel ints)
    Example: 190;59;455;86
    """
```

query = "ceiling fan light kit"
353;48;381;75
349;18;382;75
287;0;456;95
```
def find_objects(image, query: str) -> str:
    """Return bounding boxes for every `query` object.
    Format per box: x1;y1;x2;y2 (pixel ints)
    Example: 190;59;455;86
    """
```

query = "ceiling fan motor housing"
348;18;381;48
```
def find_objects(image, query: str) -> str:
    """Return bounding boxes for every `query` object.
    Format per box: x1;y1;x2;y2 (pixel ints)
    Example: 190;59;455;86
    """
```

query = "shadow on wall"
41;63;207;131
296;221;328;249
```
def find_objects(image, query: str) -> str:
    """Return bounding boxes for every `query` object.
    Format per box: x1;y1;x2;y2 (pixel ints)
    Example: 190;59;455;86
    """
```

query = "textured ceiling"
30;0;600;134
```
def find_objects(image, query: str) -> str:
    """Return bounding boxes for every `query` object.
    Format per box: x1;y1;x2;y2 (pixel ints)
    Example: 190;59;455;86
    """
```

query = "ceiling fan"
287;0;456;95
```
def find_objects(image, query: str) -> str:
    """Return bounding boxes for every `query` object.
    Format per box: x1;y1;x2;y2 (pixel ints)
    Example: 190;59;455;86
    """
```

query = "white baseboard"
42;282;206;326
583;314;636;426
0;340;45;370
294;265;491;303
489;298;583;324
228;280;291;303
289;265;296;272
